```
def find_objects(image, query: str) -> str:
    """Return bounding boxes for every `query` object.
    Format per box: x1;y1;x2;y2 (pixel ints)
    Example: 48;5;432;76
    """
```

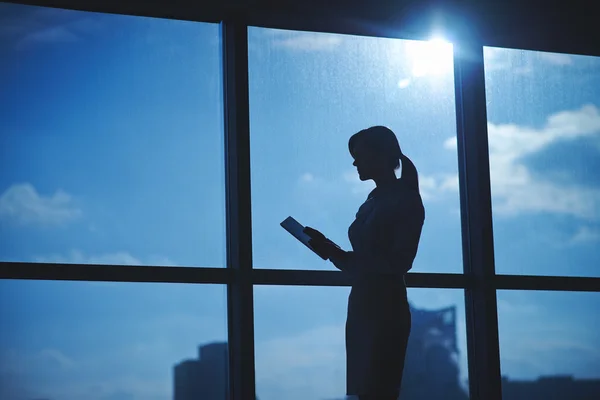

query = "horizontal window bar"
253;269;469;288
252;269;353;286
494;274;600;292
1;262;468;288
407;272;470;288
3;263;599;292
0;262;232;284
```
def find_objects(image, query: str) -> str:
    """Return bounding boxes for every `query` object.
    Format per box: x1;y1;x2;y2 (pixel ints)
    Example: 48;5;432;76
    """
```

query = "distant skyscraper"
174;342;228;400
502;375;600;399
399;304;468;400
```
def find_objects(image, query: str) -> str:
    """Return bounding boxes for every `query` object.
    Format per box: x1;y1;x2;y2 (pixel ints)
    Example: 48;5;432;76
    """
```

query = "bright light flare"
405;37;453;77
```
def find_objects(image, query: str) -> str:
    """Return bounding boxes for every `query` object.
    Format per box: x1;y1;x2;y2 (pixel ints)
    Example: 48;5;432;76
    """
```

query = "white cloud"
307;104;600;219
513;63;534;75
39;348;76;369
23;376;169;400
570;226;600;244
398;78;411;88
0;348;75;374
488;105;600;218
497;299;538;315
0;183;82;226
442;105;600;219
484;47;574;74
440;174;459;192
255;324;346;400
418;173;459;201
342;170;374;196
270;31;343;51
419;175;438;200
0;4;107;51
483;47;515;72
538;52;573;66
340;169;457;202
0;313;221;399
500;335;600;380
16;25;79;48
526;339;600;356
300;172;315;182
33;250;177;266
444;136;457;150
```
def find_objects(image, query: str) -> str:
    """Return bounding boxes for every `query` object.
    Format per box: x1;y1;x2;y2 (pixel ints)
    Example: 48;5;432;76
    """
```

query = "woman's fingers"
324;238;340;249
304;226;326;241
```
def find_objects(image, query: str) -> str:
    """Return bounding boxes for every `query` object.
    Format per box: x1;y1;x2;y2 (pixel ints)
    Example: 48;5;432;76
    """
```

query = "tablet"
280;216;328;260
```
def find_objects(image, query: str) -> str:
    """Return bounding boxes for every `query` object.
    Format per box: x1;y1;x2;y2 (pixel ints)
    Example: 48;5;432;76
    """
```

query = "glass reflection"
249;27;462;273
253;286;469;400
0;280;227;400
484;47;600;277
0;3;225;267
498;290;600;400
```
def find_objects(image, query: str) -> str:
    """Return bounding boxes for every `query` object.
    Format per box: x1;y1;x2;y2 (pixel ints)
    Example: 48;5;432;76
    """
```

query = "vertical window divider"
453;42;503;400
222;17;256;400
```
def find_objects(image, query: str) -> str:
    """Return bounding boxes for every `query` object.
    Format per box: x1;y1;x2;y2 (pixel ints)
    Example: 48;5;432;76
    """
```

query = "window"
0;3;225;268
249;28;462;273
497;290;600;398
254;286;469;400
3;3;599;400
0;280;227;400
483;47;600;277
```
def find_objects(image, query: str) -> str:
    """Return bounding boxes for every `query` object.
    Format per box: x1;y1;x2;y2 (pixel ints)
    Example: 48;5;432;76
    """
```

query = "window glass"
497;290;600;399
0;3;225;267
0;280;228;400
484;47;600;277
249;28;462;273
254;286;469;399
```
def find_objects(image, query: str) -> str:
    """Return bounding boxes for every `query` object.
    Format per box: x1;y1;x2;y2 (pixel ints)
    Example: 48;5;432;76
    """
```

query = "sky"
0;2;599;400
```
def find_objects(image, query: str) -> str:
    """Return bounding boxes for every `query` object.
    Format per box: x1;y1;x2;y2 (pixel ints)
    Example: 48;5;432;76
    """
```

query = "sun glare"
406;37;453;77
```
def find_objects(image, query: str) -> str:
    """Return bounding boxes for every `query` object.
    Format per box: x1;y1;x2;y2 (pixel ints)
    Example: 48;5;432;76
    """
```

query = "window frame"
1;2;600;400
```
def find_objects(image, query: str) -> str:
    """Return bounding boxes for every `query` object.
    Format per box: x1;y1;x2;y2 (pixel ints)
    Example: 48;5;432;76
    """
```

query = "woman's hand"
304;226;346;261
303;226;327;243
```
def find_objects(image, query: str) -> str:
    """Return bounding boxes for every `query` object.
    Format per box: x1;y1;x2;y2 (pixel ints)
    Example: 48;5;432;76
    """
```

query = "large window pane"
483;47;600;277
497;290;600;399
249;28;462;272
0;280;228;400
0;3;225;267
254;286;469;399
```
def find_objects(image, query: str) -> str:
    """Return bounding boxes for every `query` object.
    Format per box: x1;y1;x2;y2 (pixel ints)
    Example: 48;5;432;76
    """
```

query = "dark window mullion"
251;269;470;288
0;262;231;283
222;18;256;400
454;42;503;400
495;274;600;292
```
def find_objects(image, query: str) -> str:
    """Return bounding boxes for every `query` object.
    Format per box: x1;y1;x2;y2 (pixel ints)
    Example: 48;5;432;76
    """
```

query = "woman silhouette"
305;126;425;400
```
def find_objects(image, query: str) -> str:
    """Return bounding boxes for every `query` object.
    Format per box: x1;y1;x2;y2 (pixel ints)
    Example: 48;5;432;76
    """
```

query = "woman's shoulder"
370;179;424;215
393;179;423;202
390;182;425;217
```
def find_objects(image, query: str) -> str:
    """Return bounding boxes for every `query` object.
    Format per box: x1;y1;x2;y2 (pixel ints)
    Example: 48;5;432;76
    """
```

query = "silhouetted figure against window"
304;126;425;400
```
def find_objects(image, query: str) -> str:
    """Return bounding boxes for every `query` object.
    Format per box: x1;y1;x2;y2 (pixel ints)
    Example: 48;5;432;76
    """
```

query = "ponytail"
349;125;420;192
400;153;419;192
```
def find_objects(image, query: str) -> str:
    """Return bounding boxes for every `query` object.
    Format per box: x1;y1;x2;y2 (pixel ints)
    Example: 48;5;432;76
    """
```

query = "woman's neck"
374;171;397;188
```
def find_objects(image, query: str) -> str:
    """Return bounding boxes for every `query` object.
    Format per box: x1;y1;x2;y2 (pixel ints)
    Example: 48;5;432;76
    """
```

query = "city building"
399;304;468;400
174;342;229;400
501;375;600;400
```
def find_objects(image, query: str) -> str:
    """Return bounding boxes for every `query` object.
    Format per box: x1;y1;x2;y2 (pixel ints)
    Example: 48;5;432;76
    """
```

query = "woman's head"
349;126;419;191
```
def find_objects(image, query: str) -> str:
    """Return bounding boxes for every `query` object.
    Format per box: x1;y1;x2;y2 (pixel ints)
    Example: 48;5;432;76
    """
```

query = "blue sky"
0;3;599;400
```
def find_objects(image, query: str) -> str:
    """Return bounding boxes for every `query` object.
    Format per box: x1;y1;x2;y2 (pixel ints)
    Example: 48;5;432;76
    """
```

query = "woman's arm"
330;249;397;274
328;247;353;272
333;198;424;274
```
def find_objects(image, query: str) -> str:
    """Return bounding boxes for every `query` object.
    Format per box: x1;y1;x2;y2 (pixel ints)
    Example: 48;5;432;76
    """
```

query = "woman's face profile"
352;141;382;181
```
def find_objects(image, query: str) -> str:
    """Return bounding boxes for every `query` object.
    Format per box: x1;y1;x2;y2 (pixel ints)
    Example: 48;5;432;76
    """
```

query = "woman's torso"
348;178;424;290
